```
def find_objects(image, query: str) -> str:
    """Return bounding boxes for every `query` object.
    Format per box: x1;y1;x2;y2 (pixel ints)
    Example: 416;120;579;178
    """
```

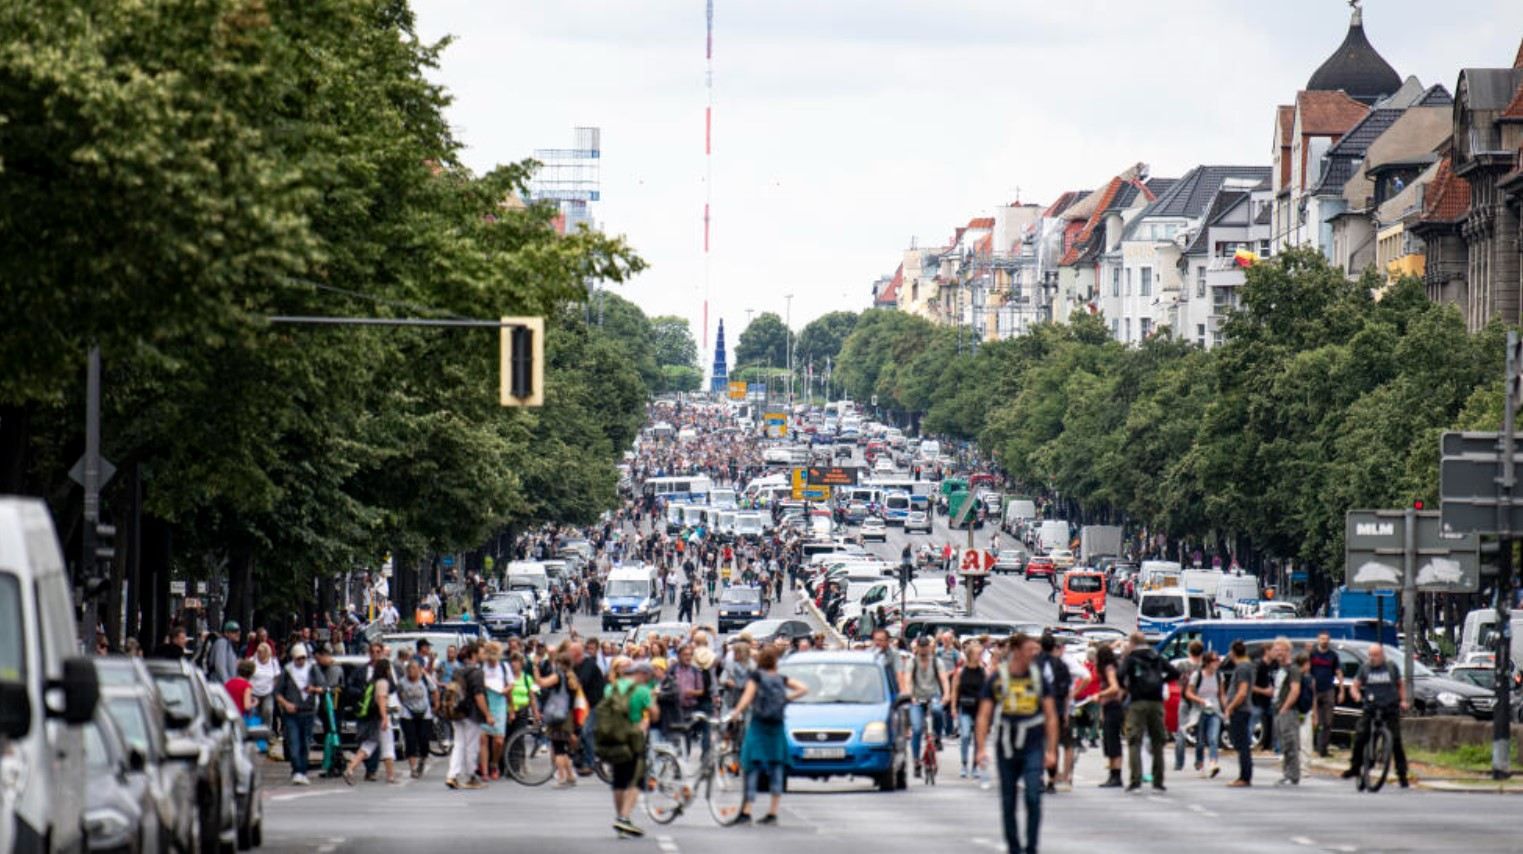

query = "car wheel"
875;770;896;792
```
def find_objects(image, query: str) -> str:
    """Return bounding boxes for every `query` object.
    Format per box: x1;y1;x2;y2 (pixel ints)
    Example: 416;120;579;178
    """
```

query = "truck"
1079;525;1123;566
1002;497;1037;534
1328;585;1396;622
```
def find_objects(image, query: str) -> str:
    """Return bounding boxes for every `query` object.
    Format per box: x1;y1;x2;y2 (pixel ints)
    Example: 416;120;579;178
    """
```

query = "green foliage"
832;251;1507;584
795;311;858;371
734;312;792;370
651;316;699;371
0;0;648;617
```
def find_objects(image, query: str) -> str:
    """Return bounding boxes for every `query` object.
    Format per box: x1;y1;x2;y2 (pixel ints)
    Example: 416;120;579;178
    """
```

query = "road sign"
958;548;995;576
1439;430;1523;534
801;485;831;502
169;580;186;596
950;493;977;528
68;454;117;489
806;466;857;487
182;597;202;610
442;554;455;568
727;381;747;400
764;411;789;439
1346;509;1480;592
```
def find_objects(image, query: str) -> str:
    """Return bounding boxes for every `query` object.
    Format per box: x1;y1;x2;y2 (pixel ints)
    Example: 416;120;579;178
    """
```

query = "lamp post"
784;293;794;411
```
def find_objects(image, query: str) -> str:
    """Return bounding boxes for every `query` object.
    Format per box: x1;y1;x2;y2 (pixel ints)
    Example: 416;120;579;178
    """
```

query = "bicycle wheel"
593;759;613;784
923;740;937;786
705;748;746;827
504;727;556;786
643;751;685;825
1363;726;1392;793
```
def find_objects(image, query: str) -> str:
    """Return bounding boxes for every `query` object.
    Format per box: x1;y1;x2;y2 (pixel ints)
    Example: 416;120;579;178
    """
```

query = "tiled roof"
1278;105;1296;147
1137;166;1271;221
974;233;993;256
1060;178;1124;265
1459;68;1523;111
967;217;995;230
1043;190;1087;218
1502;81;1523;120
1421;154;1471;223
1416;84;1454;107
876;264;902;305
1310;108;1404;196
1182;190;1249;257
1296;89;1369;136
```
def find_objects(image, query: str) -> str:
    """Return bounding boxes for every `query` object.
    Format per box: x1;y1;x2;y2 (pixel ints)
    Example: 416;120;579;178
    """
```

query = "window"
1111;267;1120;297
1196;324;1206;348
1123;318;1132;341
1259;240;1270;257
1140;318;1153;339
1196;266;1206;298
1140;267;1152;297
1125;268;1132;296
1111;318;1120;338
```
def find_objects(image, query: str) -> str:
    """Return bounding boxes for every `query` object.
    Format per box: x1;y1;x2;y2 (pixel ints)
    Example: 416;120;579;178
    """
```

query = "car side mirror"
0;681;31;738
50;657;99;725
165;711;193;730
207;703;227;726
128;747;147;772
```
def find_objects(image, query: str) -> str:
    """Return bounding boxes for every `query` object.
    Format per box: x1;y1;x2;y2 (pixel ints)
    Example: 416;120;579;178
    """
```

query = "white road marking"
656;835;680;854
1187;803;1219;818
969;838;1003;851
1291;836;1316;846
269;789;349;803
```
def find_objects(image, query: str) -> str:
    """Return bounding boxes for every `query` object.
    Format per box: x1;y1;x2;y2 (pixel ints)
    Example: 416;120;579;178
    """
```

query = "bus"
641;475;714;502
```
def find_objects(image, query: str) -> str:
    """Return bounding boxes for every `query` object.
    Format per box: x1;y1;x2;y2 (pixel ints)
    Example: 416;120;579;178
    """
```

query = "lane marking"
656;835;680;854
269;789;349;803
1291;836;1316;846
970;838;1003;851
1186;803;1219;818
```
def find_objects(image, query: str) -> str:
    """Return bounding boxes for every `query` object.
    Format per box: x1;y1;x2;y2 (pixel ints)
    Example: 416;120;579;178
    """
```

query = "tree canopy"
734;312;792;370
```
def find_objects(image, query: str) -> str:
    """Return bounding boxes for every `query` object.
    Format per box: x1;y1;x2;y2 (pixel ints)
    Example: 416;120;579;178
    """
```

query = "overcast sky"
414;0;1523;350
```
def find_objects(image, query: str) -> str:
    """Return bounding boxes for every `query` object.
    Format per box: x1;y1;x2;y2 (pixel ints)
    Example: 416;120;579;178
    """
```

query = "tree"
734;312;792;370
651;316;699;370
795;311;858;372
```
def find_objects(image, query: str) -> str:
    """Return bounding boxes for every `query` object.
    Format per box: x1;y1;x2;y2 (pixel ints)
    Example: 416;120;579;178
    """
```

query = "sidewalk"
1305;751;1523;793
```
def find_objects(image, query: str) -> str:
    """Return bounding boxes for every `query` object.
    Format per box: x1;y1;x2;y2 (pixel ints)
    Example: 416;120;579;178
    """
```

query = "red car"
1024;556;1056;580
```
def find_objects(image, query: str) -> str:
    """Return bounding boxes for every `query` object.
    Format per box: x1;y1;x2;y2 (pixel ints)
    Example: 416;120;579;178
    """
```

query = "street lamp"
784;293;794;411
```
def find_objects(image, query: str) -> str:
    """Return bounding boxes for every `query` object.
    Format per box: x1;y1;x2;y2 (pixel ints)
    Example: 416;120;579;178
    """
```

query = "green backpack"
593;682;642;764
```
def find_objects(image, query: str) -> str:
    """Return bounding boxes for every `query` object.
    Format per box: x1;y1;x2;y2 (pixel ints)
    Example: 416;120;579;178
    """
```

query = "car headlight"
1436;691;1462;709
84;808;132;843
861;721;889;745
752;610;763;616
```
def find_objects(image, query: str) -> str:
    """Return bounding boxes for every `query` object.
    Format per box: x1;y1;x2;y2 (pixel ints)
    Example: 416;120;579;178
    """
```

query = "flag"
1233;248;1259;268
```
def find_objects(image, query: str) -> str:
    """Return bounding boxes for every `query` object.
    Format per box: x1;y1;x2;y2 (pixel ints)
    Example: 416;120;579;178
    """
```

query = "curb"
1306;755;1523;793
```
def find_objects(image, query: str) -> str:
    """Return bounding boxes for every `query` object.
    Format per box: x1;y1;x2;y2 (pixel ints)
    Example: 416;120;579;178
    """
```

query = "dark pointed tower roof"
709;319;729;393
1306;1;1402;105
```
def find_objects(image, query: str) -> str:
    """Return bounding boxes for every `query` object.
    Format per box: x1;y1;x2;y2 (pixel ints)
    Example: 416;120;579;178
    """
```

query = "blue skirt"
740;718;788;769
483;690;508;737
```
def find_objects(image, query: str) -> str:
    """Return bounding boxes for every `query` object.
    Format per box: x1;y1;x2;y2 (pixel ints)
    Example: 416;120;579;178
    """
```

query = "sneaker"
445;777;460;790
1098;777;1123;789
1274;778;1298;787
1043;781;1056;794
1339;769;1358;780
959;769;968;779
1125;781;1141;792
913;763;922;779
1210;765;1221;779
1152;783;1167;792
733;814;753;826
467;775;485;788
342;769;356;786
613;817;645;837
1399;778;1410;789
459;778;484;790
291;773;310;786
1227;779;1251;788
364;771;377;782
758;814;778;826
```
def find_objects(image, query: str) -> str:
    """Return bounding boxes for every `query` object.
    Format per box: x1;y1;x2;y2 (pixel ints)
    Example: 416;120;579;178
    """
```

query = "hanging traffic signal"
499;317;544;407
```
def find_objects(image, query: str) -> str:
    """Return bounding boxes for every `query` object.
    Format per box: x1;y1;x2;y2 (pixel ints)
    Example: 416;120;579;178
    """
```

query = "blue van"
777;651;910;792
1154;618;1397;661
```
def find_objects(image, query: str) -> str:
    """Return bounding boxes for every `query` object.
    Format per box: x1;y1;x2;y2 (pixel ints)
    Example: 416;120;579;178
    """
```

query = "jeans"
449;718;483;781
580;709;598;769
996;735;1044;854
1174;709;1191;770
1194;712;1221;767
958;709;981;774
1229;709;1253;783
744;761;785;802
909;697;944;764
282;712;314;776
1124;700;1166;788
1312;689;1337;755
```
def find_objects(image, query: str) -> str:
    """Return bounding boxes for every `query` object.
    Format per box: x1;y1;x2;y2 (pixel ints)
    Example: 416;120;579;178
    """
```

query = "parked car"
903;510;932;534
83;710;153;854
142;657;239;854
777;651;909;792
717;586;771;633
860;517;888;542
734;618;816;646
1048;549;1076;569
1024;555;1057;581
478;594;531;638
204;686;265;850
94;656;202;854
993;549;1027;575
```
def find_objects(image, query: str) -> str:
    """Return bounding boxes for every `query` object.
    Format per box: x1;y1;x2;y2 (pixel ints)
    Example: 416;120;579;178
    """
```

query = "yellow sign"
764;411;789;438
790;468;830;501
727;380;747;400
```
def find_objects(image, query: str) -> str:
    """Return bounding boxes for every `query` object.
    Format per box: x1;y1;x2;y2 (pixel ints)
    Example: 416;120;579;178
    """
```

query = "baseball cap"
289;642;309;659
223;620;241;632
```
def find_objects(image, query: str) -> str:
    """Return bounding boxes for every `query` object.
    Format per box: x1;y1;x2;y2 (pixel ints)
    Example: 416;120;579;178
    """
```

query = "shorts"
359;720;396;761
550;727;573;757
1057;710;1074;749
609;758;640;790
1102;702;1124;759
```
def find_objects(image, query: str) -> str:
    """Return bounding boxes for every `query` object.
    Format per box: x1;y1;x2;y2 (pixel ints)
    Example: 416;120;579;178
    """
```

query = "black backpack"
1041;653;1072;703
1125;653;1164;700
1295;674;1315;714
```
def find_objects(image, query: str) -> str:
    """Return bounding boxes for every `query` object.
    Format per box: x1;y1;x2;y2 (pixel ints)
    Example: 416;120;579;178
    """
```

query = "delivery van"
1058;570;1107;623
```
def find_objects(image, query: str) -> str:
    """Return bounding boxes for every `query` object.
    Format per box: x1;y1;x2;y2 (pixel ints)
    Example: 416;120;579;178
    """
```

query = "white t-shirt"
482;661;511;695
250;657;280;697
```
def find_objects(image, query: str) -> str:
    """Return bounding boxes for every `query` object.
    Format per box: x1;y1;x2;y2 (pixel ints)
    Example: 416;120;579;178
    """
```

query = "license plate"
801;747;846;760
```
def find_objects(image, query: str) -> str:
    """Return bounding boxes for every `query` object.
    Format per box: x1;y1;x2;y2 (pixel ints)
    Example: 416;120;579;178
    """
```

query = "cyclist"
908;636;950;778
1340;643;1409;788
975;632;1058;854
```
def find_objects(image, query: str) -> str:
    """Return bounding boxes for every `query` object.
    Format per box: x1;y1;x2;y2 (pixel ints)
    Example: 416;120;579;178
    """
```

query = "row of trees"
732;310;860;396
0;1;655;640
833;250;1507;586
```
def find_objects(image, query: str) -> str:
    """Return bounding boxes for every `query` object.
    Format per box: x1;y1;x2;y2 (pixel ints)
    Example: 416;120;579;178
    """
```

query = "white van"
1038;520;1070;552
918;440;942;462
505;561;551;610
1137;589;1214;637
733;511;765;540
1181;569;1224;597
709;488;738;510
1138;560;1184;591
0;497;100;853
1214;572;1260;617
1459;607;1523;664
1003;499;1037;533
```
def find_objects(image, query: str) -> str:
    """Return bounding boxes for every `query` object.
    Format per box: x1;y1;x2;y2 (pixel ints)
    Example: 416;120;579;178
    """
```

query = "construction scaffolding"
530;126;601;234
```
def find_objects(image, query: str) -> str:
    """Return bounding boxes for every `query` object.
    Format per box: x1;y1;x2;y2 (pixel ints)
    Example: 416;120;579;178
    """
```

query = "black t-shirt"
576;657;606;707
1252;658;1277;709
1357;661;1401;708
957;664;986;710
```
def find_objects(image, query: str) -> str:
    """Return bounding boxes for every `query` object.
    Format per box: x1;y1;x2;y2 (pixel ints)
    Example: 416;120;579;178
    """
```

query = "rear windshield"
1140;596;1185;619
1067;575;1103;593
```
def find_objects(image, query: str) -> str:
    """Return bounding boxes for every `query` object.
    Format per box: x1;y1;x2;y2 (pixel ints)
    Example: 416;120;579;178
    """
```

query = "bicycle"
1358;703;1394;793
642;713;746;826
918;699;941;786
503;718;556;786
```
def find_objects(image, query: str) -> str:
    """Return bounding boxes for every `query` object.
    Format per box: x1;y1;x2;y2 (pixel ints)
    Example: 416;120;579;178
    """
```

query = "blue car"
777;651;909;791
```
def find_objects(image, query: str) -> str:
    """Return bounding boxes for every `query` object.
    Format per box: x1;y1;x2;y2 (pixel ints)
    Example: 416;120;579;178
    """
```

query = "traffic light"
499;316;544;407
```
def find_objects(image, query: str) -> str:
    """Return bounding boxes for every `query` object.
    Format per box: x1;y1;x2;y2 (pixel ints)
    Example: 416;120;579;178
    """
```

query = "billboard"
727;381;747;400
806;466;858;487
764;411;789;439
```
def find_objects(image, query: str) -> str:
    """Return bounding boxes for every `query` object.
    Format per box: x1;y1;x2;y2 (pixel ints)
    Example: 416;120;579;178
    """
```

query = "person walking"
1223;640;1256;787
1172;640;1204;773
479;642;510;781
1183;651;1225;778
396;659;436;779
1094;644;1125;788
975;632;1058;854
273;643;327;786
208;620;242;684
1119;631;1177;792
1271;639;1303;786
1035;633;1074;794
574;638;607;775
535;647;583;788
446;641;492;790
344;658;398;785
595;659;658;838
249;642;280;735
1307;632;1341;758
728;645;808;825
950;639;987;780
907;636;950;778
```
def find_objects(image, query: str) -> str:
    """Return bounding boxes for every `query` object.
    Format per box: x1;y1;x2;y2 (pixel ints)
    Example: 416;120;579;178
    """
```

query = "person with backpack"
479;642;511;781
1172;640;1204;773
1093;644;1125;788
1119;631;1178;792
727;645;808;825
594;659;659;838
273;642;327;786
535;646;583;788
1183;651;1225;778
343;658;397;785
949;639;988;781
1271;639;1304;786
1035;632;1075;794
445;641;493;790
907;636;950;778
974;632;1058;854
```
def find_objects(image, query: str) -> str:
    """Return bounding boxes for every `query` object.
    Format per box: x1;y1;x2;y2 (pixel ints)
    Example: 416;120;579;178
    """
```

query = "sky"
413;0;1523;352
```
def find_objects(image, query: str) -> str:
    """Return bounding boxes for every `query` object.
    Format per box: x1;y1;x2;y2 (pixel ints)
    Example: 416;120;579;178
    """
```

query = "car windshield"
743;620;783;635
105;697;155;756
1453;668;1495;689
152;672;197;718
607;579;650;598
94;663;143;688
1067;575;1103;593
483;597;524;614
1140;596;1185;619
722;588;761;604
780;662;886;705
999;551;1023;560
84;722;112;771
